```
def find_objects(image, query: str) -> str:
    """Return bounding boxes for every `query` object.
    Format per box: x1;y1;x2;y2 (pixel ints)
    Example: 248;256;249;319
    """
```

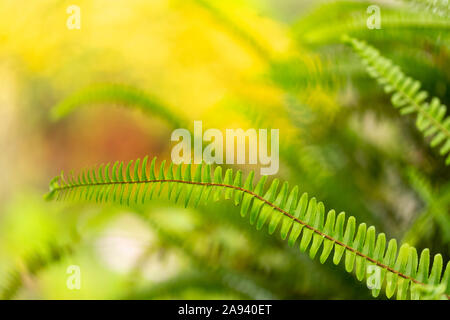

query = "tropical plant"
1;0;449;301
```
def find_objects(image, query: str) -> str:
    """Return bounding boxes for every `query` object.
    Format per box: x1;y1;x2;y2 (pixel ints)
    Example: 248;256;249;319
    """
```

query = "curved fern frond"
294;1;450;47
0;241;74;300
45;156;450;300
344;36;450;165
51;84;185;128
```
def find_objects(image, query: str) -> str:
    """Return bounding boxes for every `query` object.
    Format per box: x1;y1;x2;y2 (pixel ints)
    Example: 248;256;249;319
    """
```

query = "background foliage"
0;0;449;299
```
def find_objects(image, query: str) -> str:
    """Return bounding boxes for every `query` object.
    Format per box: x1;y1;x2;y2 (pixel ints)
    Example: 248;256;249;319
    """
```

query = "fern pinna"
45;156;450;300
344;36;450;165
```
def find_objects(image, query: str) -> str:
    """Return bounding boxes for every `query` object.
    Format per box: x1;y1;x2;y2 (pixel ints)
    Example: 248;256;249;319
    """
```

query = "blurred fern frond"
125;270;247;300
294;1;450;47
51;84;185;128
404;0;450;18
345;36;450;165
142;217;276;300
45;156;450;300
404;168;450;245
0;241;75;300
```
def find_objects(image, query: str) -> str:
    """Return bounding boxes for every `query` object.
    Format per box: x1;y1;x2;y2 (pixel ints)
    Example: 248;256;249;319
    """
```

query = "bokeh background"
0;0;449;299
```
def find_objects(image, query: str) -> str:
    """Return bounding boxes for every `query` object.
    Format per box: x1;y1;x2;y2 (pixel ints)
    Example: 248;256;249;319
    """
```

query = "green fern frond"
51;83;185;127
295;1;450;47
144;217;276;300
404;168;450;244
344;36;450;165
45;156;450;300
0;242;74;300
125;270;250;300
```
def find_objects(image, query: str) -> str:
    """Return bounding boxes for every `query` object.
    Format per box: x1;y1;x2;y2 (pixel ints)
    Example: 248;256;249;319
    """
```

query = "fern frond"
45;156;450;300
295;1;450;47
125;270;250;300
51;84;185;127
0;241;74;300
404;168;450;244
344;36;450;165
144;217;276;300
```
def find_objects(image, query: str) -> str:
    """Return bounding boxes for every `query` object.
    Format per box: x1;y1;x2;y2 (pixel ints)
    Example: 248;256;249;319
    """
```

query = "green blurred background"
0;0;449;299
